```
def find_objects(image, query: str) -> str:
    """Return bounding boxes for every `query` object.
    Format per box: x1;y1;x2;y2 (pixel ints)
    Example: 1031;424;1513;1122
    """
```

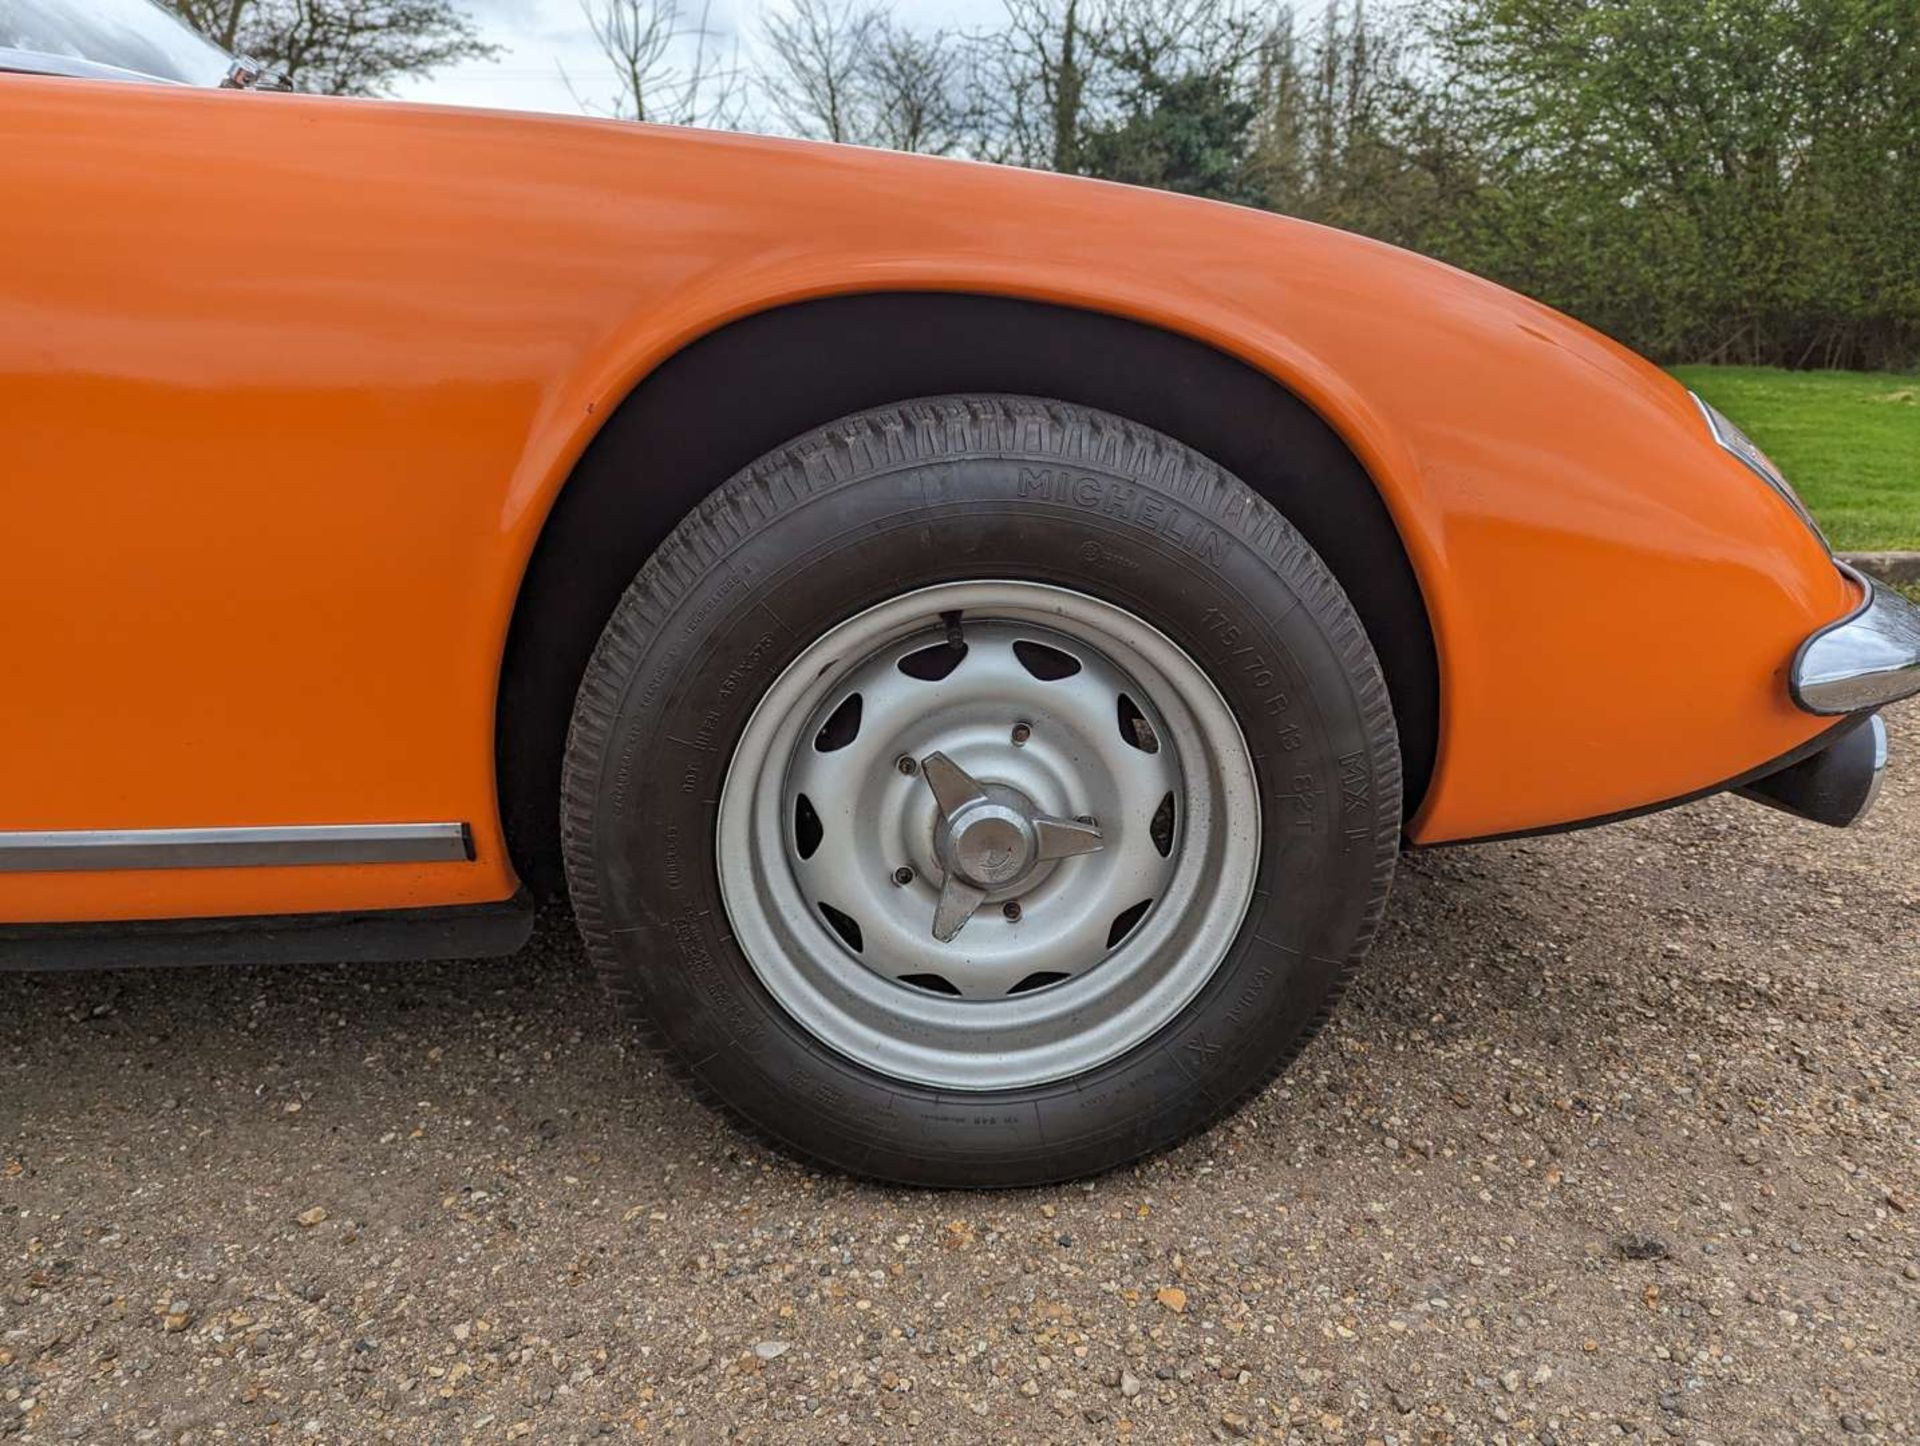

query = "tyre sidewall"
572;403;1397;1185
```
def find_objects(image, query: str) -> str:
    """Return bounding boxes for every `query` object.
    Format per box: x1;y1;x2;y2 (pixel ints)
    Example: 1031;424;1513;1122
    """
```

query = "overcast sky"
395;0;1013;118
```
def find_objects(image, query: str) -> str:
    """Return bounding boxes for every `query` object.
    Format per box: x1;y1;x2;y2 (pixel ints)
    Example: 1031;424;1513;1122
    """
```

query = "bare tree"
163;0;496;95
573;0;744;126
996;0;1100;170
863;19;971;154
170;0;251;50
758;0;882;143
756;0;978;154
1113;0;1269;72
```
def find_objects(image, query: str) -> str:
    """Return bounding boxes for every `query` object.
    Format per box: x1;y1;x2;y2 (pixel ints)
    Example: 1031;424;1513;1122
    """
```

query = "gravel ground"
3;701;1915;1446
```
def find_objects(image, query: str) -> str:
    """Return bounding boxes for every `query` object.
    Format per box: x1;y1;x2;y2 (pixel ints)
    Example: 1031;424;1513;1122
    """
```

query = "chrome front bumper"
1793;566;1920;715
1741;565;1913;829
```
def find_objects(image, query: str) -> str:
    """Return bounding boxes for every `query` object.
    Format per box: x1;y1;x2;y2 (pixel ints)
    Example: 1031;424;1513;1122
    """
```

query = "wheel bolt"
896;755;918;776
1002;901;1022;922
1011;722;1032;746
892;865;915;886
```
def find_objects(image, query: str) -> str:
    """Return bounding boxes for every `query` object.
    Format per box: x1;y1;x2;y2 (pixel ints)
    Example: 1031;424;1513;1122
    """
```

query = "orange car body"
1;78;1856;928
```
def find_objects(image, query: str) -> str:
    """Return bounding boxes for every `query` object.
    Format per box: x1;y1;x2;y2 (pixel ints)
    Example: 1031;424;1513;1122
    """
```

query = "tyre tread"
560;395;1401;1182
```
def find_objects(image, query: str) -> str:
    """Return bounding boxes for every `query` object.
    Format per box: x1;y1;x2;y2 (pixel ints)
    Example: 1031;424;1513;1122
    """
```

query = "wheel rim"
715;581;1260;1091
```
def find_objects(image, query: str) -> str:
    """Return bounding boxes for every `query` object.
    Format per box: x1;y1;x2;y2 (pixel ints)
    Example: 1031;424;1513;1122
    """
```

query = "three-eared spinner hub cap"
920;751;1104;941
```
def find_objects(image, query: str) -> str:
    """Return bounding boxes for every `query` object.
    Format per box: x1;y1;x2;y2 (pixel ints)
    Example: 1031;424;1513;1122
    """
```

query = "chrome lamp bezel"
1689;391;1828;548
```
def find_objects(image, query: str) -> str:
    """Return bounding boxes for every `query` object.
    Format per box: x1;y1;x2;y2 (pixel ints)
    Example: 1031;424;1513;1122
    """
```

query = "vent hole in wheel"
1106;898;1153;950
898;973;962;996
793;794;823;859
1149;791;1176;857
817;902;863;952
1013;639;1082;681
1116;692;1160;753
813;693;863;751
897;640;969;681
1007;971;1070;995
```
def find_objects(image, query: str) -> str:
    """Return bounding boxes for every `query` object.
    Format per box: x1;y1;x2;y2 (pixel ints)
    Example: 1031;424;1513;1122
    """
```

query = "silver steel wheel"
715;581;1260;1091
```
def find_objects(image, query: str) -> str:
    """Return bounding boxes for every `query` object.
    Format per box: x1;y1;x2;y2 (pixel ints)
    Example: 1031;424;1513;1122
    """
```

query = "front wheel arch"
497;292;1439;897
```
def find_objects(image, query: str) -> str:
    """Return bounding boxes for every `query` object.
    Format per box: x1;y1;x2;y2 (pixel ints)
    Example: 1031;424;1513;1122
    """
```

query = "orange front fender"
0;80;1850;922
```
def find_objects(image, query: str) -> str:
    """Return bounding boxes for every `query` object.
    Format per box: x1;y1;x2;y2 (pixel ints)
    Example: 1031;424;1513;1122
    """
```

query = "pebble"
1613;1235;1670;1261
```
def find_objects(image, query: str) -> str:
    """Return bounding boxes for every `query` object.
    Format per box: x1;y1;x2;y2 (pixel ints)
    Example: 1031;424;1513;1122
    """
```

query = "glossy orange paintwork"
0;78;1854;924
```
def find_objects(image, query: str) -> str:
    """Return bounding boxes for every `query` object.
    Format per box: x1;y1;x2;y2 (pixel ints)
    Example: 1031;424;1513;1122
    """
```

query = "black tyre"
562;396;1400;1187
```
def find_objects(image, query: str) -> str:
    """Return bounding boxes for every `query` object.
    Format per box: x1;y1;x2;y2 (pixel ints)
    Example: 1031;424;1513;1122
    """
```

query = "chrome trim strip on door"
0;823;472;873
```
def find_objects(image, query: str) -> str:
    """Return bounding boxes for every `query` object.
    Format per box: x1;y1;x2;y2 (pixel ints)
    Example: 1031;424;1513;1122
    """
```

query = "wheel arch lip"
480;127;1851;849
500;263;1444;583
497;271;1839;849
490;283;1445;895
489;265;1459;841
